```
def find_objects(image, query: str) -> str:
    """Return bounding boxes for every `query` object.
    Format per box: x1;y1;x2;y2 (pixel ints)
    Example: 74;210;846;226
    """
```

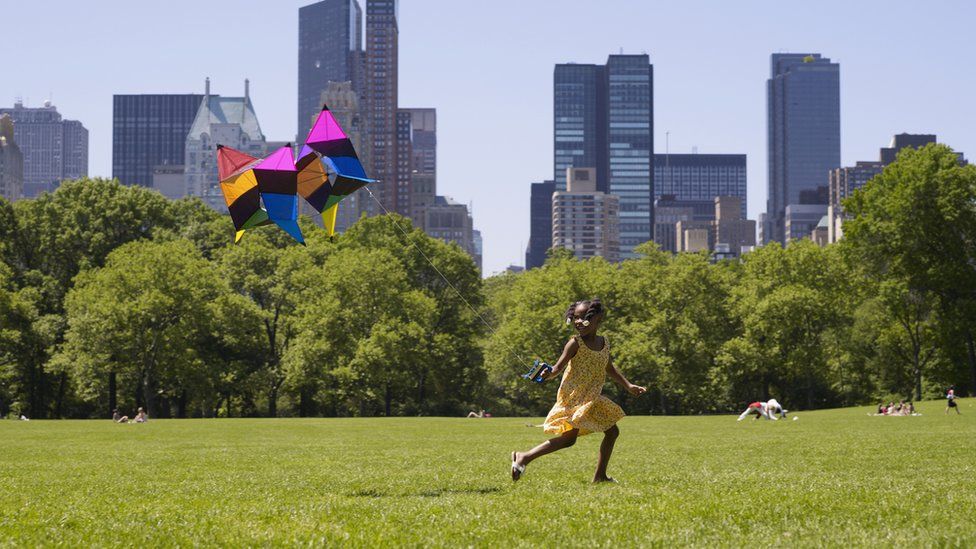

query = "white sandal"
511;452;525;481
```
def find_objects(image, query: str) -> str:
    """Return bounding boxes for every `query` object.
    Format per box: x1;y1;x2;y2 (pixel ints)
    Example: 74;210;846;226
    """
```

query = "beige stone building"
674;196;756;258
552;167;620;262
0;115;24;202
713;196;756;256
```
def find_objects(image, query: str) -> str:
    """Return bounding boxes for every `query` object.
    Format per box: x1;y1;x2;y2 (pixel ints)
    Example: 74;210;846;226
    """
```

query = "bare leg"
593;424;619;482
513;429;579;479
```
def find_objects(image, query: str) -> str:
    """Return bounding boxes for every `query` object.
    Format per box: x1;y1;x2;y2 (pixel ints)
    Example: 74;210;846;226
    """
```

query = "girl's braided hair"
564;298;604;324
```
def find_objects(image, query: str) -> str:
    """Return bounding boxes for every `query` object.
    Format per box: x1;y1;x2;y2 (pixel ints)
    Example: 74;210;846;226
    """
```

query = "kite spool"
521;360;552;384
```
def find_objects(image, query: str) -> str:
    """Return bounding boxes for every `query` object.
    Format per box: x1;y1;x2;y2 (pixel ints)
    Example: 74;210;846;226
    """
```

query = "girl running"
511;299;646;483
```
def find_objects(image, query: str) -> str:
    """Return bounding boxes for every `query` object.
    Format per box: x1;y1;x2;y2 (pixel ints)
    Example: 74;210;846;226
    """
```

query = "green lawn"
1;399;974;547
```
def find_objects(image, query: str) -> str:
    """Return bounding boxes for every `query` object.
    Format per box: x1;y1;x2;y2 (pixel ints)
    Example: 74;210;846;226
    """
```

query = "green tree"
1;179;227;416
614;248;735;414
844;144;976;393
717;241;852;409
57;240;232;418
336;215;485;415
217;230;320;417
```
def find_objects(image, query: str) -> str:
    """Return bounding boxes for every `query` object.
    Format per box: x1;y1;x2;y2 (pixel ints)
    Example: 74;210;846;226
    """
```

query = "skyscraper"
112;93;203;188
402;107;436;225
654;154;747;216
0;114;24;202
525;180;556;269
547;54;653;259
395;109;412;217
606;55;654;259
297;0;363;143
365;0;399;215
553;63;606;192
765;53;840;245
0;100;88;197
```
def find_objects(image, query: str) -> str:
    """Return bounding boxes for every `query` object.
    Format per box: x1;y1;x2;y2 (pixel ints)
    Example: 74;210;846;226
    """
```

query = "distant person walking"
945;386;961;415
511;299;646;483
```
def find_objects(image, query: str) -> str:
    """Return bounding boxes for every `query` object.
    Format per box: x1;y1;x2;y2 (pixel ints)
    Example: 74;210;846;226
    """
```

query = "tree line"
1;144;974;418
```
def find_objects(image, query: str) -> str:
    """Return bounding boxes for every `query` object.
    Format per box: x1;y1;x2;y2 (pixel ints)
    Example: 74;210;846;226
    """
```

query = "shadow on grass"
351;486;502;498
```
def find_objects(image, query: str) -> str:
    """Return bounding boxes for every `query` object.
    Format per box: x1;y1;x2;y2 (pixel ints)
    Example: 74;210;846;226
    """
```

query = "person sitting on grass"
113;409;129;423
511;299;646;483
132;407;148;423
945;386;960;415
467;409;486;418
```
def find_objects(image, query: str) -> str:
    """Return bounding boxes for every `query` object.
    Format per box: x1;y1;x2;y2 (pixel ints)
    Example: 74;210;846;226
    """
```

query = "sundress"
542;335;625;436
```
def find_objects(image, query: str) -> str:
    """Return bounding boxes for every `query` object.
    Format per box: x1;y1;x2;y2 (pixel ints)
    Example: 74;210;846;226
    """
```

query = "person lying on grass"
870;401;919;416
511;299;646;483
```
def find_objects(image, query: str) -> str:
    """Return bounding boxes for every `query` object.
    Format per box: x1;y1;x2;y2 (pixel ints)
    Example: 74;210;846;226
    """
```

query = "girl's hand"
543;368;561;382
626;383;647;396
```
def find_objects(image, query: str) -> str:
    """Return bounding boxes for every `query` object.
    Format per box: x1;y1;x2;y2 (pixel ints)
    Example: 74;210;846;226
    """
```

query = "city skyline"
3;0;975;273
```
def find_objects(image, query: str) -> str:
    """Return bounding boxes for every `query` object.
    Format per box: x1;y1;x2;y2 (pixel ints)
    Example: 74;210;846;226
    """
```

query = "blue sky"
3;0;974;274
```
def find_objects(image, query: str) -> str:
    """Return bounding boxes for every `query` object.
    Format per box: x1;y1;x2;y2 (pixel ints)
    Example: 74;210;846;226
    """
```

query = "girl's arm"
543;337;579;381
606;354;646;396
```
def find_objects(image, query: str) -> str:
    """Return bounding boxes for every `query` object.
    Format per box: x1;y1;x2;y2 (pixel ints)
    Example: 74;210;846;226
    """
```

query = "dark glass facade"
112;94;202;187
766;53;840;245
553;64;605;192
548;55;653;260
298;0;362;142
606;55;654;259
365;0;398;214
654;154;747;217
525;180;555;269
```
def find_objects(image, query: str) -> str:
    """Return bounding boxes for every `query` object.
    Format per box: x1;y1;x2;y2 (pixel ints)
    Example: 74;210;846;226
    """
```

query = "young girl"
945;386;960;415
511;299;646;483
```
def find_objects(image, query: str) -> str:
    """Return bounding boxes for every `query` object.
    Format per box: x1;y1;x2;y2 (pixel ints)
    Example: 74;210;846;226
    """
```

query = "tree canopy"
1;144;973;418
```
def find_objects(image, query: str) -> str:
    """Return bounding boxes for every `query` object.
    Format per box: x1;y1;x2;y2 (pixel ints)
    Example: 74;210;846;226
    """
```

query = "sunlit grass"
1;399;974;546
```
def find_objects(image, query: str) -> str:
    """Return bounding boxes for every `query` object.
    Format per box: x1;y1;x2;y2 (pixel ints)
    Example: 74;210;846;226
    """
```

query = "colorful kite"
296;104;374;217
216;103;372;244
217;144;303;244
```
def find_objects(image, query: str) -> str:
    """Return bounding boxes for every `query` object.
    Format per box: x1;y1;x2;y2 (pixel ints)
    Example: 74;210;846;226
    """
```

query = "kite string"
362;186;539;368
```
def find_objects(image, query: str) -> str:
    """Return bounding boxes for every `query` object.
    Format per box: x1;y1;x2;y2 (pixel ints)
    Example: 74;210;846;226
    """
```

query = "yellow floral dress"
543;335;625;436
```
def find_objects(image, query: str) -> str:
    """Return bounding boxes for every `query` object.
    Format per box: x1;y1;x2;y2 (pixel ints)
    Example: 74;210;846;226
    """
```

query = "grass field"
1;399;974;547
